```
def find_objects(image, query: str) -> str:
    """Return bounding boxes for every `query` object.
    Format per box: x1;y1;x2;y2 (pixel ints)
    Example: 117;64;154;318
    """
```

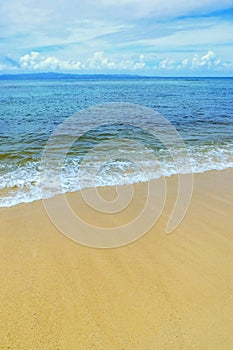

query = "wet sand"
0;169;233;349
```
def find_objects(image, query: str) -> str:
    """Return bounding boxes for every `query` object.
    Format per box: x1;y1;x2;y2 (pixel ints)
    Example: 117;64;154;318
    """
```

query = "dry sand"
0;169;233;349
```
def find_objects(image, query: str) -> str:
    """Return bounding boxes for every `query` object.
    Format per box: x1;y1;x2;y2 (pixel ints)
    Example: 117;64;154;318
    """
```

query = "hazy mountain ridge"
0;72;143;80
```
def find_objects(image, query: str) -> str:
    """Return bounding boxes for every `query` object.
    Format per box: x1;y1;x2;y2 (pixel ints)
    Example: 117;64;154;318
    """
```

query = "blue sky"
0;0;233;76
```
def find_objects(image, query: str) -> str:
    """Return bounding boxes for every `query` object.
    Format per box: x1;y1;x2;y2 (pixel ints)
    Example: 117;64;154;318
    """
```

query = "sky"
0;0;233;76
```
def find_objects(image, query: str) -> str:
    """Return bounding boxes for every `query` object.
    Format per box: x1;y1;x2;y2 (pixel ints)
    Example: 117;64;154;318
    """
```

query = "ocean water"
0;76;233;207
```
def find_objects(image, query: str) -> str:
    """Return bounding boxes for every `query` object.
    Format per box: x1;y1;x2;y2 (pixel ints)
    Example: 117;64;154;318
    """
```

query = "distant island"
0;72;143;80
0;73;231;80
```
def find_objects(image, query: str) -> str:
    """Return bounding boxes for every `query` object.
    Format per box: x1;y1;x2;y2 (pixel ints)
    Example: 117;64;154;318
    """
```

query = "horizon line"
0;72;233;79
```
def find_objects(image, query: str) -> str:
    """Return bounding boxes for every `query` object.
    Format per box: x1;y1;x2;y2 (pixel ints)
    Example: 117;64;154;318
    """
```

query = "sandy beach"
0;168;233;349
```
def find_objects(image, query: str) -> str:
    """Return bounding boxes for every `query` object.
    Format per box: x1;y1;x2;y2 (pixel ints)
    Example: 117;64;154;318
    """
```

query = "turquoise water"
0;77;233;207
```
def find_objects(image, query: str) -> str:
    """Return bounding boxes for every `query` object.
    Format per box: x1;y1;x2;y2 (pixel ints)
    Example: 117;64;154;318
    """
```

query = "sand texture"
0;169;233;349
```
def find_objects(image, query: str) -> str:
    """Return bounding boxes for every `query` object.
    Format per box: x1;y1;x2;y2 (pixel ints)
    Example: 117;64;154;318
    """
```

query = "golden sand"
0;169;233;349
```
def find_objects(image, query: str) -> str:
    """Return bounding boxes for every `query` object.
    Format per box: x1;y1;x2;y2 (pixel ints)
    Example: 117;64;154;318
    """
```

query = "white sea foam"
0;143;232;207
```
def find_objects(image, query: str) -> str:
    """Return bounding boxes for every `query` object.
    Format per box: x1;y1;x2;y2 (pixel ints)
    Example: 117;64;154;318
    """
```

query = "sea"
0;76;233;207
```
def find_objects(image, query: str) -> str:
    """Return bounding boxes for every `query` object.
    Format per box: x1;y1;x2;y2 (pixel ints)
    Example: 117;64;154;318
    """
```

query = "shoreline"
0;168;233;348
1;166;233;209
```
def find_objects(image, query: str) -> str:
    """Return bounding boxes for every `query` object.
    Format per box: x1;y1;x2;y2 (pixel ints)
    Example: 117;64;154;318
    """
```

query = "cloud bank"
1;50;232;76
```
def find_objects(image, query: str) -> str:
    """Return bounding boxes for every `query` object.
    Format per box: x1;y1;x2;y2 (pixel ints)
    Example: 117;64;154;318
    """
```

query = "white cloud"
152;52;221;71
181;58;189;67
19;51;83;71
80;51;145;70
191;50;220;69
201;50;215;61
222;61;233;69
200;50;215;67
0;49;232;75
152;50;232;73
17;51;146;72
90;51;146;70
158;59;174;70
